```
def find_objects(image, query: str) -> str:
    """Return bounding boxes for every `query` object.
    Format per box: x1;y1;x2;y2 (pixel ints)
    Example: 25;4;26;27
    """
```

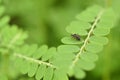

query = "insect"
71;34;80;41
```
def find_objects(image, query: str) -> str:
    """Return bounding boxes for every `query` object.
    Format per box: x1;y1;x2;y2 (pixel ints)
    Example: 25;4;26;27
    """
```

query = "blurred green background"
1;0;120;80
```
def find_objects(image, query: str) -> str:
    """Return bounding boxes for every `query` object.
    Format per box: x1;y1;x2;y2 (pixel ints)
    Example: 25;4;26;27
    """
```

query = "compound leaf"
61;5;116;79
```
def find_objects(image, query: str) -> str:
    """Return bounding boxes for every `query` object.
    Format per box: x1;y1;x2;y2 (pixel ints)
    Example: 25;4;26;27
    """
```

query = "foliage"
0;0;119;80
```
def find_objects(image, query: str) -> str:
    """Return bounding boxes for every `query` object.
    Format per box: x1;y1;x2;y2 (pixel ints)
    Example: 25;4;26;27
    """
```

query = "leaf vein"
14;53;57;69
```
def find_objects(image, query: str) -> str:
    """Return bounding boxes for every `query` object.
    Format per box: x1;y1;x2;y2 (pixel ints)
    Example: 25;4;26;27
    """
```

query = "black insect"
71;34;80;41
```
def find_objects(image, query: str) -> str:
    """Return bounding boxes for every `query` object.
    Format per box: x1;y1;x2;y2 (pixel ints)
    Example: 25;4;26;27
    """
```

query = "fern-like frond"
0;3;28;53
0;25;28;53
2;26;27;46
13;44;57;80
10;5;116;80
13;44;80;80
61;5;116;79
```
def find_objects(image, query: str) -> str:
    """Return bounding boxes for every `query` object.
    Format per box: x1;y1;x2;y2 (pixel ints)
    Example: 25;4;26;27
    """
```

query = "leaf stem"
7;32;22;48
102;35;112;80
14;53;57;69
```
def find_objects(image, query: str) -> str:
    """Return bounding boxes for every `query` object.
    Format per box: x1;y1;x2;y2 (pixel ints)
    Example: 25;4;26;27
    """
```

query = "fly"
71;34;80;41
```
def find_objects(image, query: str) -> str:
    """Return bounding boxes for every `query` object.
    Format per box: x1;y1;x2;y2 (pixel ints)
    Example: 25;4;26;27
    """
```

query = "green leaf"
66;20;91;35
35;65;46;80
53;70;68;80
76;5;102;22
57;45;80;53
26;44;38;56
76;59;95;70
74;67;86;79
99;8;116;28
69;21;91;29
20;60;30;74
42;47;56;61
28;63;38;77
43;67;54;80
61;37;83;44
66;26;88;35
14;58;23;70
93;27;110;36
19;45;29;54
89;36;108;45
81;52;98;62
33;45;48;59
85;42;103;53
0;16;10;27
52;51;74;73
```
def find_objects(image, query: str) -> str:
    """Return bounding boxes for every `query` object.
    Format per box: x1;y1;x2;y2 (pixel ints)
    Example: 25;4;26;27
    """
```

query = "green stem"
14;53;57;69
102;36;112;80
